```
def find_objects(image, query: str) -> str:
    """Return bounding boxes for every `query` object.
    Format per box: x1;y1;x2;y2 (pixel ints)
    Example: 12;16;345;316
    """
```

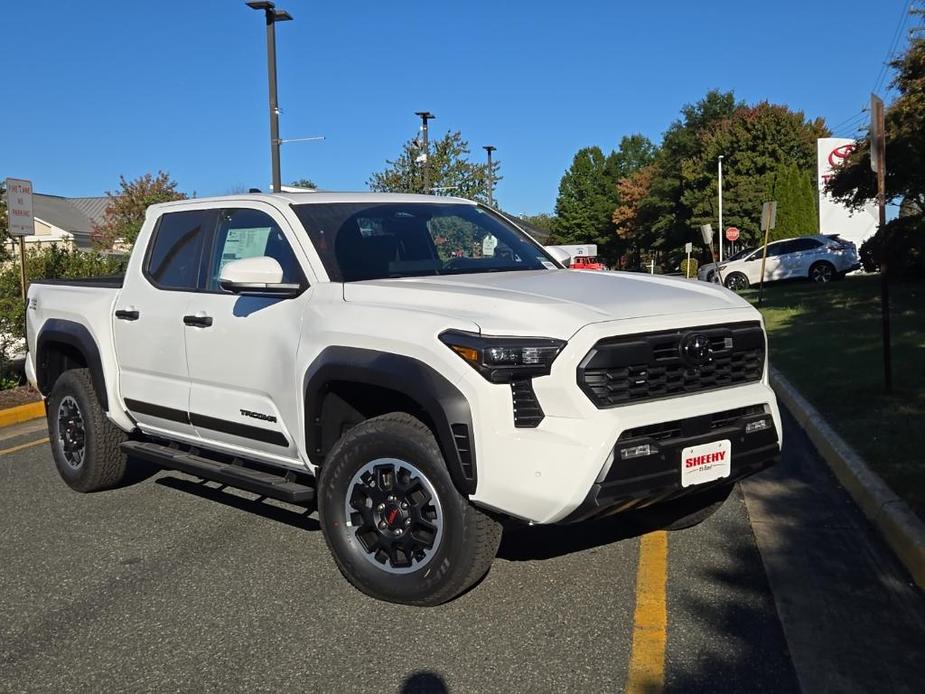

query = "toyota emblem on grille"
680;333;712;367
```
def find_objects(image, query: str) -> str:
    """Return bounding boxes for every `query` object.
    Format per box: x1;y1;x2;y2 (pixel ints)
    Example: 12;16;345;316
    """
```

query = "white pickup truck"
26;192;781;605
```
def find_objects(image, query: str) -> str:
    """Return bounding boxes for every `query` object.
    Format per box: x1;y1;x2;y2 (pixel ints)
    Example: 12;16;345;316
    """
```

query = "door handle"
183;314;213;328
115;308;140;321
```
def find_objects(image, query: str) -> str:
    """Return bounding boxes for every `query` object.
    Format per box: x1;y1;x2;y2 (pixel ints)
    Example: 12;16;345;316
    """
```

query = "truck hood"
342;269;751;340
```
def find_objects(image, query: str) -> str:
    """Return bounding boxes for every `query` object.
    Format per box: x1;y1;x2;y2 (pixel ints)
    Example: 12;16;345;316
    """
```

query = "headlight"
439;330;566;383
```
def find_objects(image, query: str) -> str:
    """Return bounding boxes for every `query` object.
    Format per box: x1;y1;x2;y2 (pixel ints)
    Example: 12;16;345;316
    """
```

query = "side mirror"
219;256;301;297
544;246;572;267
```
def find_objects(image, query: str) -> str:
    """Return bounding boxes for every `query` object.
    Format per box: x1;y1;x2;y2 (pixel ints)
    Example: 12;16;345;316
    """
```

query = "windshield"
293;202;557;282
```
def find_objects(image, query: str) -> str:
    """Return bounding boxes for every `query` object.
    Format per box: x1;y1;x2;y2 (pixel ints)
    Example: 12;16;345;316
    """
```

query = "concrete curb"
770;365;925;589
0;400;45;429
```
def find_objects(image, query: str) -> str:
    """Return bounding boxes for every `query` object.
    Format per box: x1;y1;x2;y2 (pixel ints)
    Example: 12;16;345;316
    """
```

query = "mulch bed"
0;386;43;410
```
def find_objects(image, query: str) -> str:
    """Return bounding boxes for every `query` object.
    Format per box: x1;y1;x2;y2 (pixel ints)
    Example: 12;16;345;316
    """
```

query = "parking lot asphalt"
0;410;922;694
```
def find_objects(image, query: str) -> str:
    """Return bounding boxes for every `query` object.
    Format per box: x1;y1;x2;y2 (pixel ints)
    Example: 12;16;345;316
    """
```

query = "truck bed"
29;275;125;289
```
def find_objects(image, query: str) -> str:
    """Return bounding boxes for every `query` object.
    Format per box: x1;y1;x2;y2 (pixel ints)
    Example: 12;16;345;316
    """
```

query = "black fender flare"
35;319;109;411
304;347;477;495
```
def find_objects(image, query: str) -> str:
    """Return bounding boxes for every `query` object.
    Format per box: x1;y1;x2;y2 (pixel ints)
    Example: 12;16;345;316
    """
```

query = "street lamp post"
246;1;293;193
717;155;724;264
415;111;435;193
483;145;496;207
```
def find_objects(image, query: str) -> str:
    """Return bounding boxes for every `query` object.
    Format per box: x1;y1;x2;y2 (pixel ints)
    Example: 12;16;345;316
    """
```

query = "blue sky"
2;0;913;214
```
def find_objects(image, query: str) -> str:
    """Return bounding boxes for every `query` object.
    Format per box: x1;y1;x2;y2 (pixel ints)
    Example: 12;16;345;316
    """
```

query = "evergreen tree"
552;146;613;247
368;130;500;204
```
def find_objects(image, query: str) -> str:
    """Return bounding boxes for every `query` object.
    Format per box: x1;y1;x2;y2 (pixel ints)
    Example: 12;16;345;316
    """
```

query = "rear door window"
786;238;822;253
145;210;212;290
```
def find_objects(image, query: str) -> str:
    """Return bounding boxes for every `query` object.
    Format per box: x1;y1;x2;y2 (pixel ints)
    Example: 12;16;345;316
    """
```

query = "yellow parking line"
0;437;49;456
625;530;669;693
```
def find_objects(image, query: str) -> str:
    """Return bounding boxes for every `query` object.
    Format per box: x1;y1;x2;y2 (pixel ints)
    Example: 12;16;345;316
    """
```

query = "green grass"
742;275;925;519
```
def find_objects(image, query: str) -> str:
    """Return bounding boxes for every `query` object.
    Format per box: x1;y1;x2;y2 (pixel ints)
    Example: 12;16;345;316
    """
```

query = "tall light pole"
415;111;435;193
717;155;724;263
483;145;496;207
246;1;293;193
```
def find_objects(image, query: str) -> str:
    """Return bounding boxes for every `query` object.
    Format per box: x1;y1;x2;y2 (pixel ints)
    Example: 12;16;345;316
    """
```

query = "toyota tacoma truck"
25;192;781;606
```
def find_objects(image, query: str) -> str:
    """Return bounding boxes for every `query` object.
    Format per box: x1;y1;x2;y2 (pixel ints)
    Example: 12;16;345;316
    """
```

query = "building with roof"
6;193;113;251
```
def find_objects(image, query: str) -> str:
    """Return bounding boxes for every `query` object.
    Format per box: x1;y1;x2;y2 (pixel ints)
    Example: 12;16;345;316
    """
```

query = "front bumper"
561;404;779;523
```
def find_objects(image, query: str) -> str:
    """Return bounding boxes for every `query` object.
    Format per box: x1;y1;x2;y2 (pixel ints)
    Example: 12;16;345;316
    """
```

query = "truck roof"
149;191;477;214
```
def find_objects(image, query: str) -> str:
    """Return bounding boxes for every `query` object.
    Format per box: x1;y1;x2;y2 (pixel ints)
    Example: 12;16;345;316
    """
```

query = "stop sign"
725;226;740;242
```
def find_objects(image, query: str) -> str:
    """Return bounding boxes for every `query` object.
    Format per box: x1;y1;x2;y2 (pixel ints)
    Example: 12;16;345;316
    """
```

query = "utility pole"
718;155;724;264
246;1;293;193
871;93;892;393
483;145;496;207
415;111;435;194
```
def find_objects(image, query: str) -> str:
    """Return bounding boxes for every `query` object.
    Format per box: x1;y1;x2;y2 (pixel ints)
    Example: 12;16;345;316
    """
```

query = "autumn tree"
553;135;655;261
368;130;500;204
827;4;925;275
681;102;828;247
635;91;743;259
612;164;656;266
92;171;187;249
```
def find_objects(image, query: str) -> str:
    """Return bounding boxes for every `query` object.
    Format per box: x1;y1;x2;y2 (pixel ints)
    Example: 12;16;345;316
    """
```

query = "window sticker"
219;226;272;272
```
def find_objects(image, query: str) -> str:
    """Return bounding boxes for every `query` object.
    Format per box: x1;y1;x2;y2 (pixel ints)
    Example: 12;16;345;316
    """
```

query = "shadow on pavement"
400;671;449;694
154;475;320;531
498;514;643;561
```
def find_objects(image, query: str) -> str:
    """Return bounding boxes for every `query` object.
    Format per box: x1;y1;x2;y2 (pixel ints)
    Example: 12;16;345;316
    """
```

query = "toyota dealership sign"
817;138;876;248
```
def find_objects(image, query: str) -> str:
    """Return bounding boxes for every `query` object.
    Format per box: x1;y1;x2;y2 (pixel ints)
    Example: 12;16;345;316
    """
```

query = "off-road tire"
47;368;127;492
318;413;502;606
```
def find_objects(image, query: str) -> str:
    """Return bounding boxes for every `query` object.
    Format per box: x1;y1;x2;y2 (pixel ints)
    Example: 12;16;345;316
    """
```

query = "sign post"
5;178;34;300
684;241;693;278
700;224;722;285
757;201;777;306
871;93;891;393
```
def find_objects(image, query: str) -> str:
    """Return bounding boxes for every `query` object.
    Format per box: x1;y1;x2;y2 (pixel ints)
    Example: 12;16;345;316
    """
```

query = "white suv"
698;235;861;291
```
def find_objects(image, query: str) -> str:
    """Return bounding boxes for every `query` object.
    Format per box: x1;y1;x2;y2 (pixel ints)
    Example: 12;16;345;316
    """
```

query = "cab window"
145;210;211;290
206;208;304;291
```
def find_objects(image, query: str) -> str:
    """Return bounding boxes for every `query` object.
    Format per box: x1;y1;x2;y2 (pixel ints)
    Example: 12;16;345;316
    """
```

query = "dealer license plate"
680;439;731;488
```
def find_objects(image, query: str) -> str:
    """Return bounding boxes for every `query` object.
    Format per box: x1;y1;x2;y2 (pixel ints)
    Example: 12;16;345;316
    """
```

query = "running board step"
121;440;315;504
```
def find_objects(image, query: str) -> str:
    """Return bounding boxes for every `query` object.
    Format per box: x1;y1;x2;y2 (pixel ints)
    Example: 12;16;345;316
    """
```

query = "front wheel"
317;413;501;606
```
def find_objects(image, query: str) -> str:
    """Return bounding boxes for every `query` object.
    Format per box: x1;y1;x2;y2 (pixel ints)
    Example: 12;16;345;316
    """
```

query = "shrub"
679;257;700;278
859;215;925;278
0;245;126;342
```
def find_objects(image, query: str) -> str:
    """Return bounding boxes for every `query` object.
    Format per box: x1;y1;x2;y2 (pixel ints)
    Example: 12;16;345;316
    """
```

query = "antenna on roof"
248;188;262;193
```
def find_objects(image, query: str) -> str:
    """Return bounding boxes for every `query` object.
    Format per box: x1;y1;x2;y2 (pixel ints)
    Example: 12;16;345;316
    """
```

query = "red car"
570;256;605;271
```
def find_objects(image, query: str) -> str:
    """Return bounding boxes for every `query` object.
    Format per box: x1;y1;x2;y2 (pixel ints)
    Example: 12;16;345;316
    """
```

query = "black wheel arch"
305;347;477;495
35;319;109;411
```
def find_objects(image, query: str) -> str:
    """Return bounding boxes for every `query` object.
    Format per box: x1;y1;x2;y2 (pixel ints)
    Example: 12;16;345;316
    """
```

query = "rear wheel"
809;261;836;283
317;413;501;606
47;369;127;492
724;272;749;291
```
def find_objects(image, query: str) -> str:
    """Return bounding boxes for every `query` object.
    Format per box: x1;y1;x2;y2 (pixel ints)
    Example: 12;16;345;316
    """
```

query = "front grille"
578;322;765;408
619;404;766;442
511;380;544;428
